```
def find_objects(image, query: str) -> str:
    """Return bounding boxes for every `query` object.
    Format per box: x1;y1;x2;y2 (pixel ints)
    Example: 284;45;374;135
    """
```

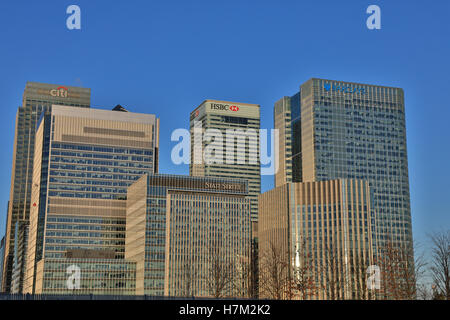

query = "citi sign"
211;103;240;112
50;86;69;98
324;83;366;95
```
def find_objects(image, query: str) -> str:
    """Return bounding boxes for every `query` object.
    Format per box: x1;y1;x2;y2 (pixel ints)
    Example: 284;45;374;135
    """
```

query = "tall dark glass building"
2;82;90;292
275;77;413;271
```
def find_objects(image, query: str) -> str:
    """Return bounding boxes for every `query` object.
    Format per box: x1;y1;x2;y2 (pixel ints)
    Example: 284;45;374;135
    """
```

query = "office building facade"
23;105;159;293
2;82;91;292
275;78;413;256
274;93;302;187
125;174;251;297
11;221;29;293
0;236;5;291
190;100;260;222
34;256;136;295
259;179;375;300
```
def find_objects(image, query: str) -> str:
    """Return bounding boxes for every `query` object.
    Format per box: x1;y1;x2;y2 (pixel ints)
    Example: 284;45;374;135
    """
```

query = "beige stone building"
125;174;251;297
23;105;159;294
259;179;375;300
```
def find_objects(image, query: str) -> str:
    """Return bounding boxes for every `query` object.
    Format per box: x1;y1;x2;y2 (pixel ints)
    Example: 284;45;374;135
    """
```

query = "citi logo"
324;83;366;95
50;86;69;98
230;105;239;112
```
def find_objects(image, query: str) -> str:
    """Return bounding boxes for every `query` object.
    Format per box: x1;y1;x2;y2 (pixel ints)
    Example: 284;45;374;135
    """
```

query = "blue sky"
0;0;449;246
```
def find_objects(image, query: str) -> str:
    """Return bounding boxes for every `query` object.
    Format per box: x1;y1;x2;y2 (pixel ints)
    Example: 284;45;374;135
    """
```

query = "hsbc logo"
211;103;229;111
211;103;240;112
50;86;69;98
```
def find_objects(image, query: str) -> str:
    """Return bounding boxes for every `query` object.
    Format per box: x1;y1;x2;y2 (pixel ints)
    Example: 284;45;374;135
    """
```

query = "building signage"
205;182;243;192
324;83;366;95
211;103;240;112
50;86;69;98
35;86;81;99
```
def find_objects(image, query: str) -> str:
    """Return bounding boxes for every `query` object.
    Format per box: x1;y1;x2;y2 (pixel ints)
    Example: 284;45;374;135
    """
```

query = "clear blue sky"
0;0;449;246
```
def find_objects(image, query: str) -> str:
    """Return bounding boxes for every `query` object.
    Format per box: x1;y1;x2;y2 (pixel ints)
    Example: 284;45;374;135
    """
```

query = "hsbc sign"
211;103;240;112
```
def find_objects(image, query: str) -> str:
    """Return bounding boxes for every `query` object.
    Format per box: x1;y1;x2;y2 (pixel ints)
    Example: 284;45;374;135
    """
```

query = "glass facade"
278;78;412;259
125;174;250;297
304;79;412;254
11;221;29;293
258;179;375;300
2;82;90;292
37;258;136;295
24;105;159;294
165;192;250;297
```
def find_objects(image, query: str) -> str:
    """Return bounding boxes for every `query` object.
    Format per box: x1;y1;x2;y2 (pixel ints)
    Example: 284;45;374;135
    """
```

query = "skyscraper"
0;236;5;292
190;100;261;222
269;78;413;297
23;105;159;293
259;179;375;299
126;174;251;297
2;82;90;292
11;221;28;293
274;97;293;187
274;93;302;187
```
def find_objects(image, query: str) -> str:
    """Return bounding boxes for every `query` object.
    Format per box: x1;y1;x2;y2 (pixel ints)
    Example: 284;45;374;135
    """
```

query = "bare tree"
205;245;235;298
180;262;197;297
258;241;290;299
377;236;417;299
232;255;252;298
323;243;346;300
416;283;431;300
287;241;319;300
353;254;375;300
249;237;259;299
413;241;429;300
429;230;450;300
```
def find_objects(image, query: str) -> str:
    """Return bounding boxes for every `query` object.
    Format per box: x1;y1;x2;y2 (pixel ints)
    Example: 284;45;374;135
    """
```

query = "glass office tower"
2;82;90;292
11;221;29;293
273;97;293;187
126;174;251;297
23;105;159;294
274;93;302;188
275;78;413;265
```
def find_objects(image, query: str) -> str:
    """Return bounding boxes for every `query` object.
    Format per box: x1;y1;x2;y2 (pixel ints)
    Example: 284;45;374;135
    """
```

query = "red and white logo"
230;105;239;112
50;86;69;98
